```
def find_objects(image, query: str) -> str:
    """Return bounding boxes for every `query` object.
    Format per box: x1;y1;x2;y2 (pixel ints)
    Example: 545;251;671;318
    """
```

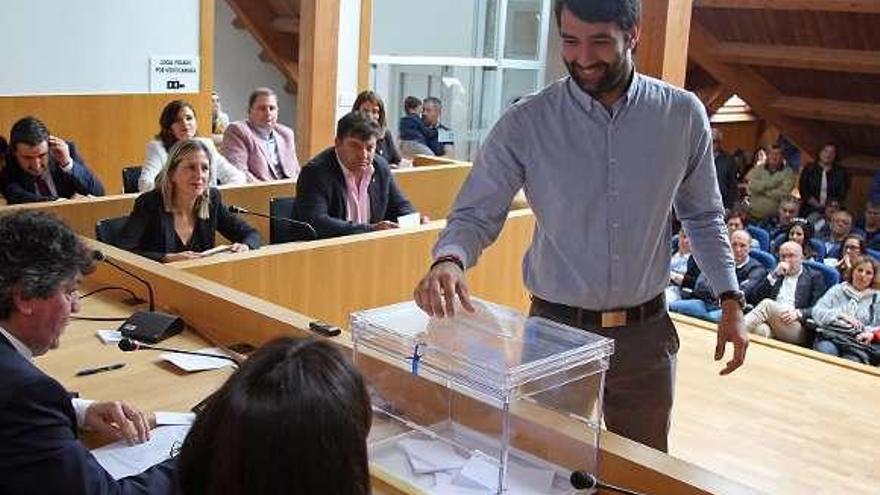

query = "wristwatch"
718;290;746;310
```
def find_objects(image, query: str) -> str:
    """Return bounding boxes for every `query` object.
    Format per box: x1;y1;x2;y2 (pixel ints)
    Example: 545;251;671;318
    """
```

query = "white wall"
372;0;483;57
0;0;199;96
213;0;296;128
336;0;362;122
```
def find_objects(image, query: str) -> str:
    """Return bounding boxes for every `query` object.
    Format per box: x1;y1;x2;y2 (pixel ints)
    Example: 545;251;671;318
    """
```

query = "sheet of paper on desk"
155;411;196;426
92;425;190;480
159;347;234;372
397;212;421;228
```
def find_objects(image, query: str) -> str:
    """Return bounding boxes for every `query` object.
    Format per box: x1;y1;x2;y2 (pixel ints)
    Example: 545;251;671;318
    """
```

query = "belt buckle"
601;310;627;328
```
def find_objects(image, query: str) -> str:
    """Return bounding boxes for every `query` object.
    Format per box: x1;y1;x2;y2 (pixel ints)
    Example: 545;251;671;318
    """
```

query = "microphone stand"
118;338;239;365
228;205;317;240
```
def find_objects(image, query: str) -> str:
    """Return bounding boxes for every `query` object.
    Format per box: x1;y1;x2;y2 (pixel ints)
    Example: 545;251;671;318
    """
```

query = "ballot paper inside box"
350;299;614;495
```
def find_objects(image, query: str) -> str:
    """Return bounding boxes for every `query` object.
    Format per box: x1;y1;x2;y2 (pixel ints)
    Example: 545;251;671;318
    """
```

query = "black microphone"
93;250;154;311
227;204;317;240
570;471;645;495
118;338;238;365
94;250;183;343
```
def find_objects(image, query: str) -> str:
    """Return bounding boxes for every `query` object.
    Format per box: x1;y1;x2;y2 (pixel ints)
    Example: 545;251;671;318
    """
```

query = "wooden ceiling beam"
712;43;880;74
694;0;880;13
772;96;880;126
688;21;828;155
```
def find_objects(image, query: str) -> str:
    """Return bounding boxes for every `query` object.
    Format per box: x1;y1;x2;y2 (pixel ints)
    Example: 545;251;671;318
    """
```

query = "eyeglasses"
844;245;861;251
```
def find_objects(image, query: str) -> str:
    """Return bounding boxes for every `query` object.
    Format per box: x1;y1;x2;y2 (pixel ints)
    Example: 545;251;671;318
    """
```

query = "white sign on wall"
150;56;200;93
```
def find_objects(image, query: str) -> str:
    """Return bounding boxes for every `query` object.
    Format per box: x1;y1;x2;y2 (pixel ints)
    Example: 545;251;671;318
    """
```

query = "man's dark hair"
9;116;50;149
177;337;372;495
336;111;382;141
554;0;641;31
0;211;95;320
423;96;442;109
248;87;276;109
403;96;422;113
157;100;197;151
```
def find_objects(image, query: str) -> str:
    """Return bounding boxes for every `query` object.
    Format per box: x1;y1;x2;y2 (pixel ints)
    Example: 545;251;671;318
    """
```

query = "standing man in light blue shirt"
413;0;748;452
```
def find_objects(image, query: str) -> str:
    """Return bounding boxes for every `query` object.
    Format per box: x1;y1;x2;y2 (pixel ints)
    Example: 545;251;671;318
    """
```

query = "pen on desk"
75;363;126;377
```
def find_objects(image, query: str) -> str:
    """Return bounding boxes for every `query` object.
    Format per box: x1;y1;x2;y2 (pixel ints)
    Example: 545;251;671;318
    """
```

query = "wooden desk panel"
63;242;748;495
176;210;535;327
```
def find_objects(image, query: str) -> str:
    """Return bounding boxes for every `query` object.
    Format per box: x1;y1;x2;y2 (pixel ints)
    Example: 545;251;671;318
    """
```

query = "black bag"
814;295;880;365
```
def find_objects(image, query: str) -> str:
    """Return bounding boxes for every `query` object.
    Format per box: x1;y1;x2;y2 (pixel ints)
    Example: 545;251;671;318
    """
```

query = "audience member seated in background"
119;139;260;262
666;228;692;303
812;256;880;365
761;197;800;240
222;87;300;182
398;96;435;158
176;337;371;495
829;234;867;281
725;209;758;248
669;230;766;323
139;100;246;192
856;200;880;250
809;197;842;238
773;218;816;261
743;241;826;345
712;127;738;210
0;117;104;204
0;211;174;494
352;90;402;167
746;145;796;221
211;90;230;135
421;97;455;157
295;111;426;239
820;210;854;256
798;143;848;218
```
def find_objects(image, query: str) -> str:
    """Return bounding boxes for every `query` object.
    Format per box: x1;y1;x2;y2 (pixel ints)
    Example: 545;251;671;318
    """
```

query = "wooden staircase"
225;0;301;93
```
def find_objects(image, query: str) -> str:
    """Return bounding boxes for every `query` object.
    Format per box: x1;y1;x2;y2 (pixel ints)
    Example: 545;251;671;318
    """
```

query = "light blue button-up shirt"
434;73;737;310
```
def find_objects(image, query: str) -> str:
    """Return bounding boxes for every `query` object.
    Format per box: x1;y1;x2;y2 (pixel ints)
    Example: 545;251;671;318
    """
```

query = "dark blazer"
751;264;827;316
798;163;849;215
0;141;104;204
0;333;175;494
294;147;416;239
377;130;401;165
694;257;767;305
714;150;738;210
118;188;260;261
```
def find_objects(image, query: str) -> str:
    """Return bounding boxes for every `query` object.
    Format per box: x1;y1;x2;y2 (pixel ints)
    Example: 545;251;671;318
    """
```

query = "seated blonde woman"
812;256;880;365
139;100;245;192
119;139;260;263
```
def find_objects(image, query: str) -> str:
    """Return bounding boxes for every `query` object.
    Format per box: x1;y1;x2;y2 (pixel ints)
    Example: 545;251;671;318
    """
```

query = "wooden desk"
0;164;475;243
38;288;231;415
72;239;750;494
170;212;880;495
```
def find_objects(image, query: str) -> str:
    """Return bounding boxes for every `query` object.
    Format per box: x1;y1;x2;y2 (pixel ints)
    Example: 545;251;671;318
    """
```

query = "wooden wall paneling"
296;0;340;161
358;0;373;92
0;0;215;195
636;0;694;86
392;163;471;220
176;210;536;327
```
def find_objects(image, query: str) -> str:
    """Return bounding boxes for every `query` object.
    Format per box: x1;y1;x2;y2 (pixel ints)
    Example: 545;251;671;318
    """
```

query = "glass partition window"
371;0;551;161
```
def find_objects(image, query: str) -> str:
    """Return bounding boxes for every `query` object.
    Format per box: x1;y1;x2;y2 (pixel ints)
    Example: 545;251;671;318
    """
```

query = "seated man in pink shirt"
221;87;300;182
293;111;426;239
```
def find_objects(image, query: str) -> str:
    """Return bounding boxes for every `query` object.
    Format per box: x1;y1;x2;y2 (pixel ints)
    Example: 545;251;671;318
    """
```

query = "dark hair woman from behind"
176;337;372;495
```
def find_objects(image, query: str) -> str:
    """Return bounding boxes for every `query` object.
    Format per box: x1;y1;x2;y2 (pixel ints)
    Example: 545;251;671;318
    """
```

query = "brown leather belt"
531;293;666;328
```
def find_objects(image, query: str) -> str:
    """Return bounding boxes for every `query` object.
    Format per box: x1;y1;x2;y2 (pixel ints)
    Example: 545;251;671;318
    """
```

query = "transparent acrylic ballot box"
350;299;614;494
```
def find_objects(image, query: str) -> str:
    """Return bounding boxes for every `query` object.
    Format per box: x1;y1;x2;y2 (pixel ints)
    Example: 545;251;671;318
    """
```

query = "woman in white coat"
139;100;246;192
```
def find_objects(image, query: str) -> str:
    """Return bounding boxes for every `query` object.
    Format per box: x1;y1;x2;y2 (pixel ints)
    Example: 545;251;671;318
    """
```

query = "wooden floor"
670;316;880;495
